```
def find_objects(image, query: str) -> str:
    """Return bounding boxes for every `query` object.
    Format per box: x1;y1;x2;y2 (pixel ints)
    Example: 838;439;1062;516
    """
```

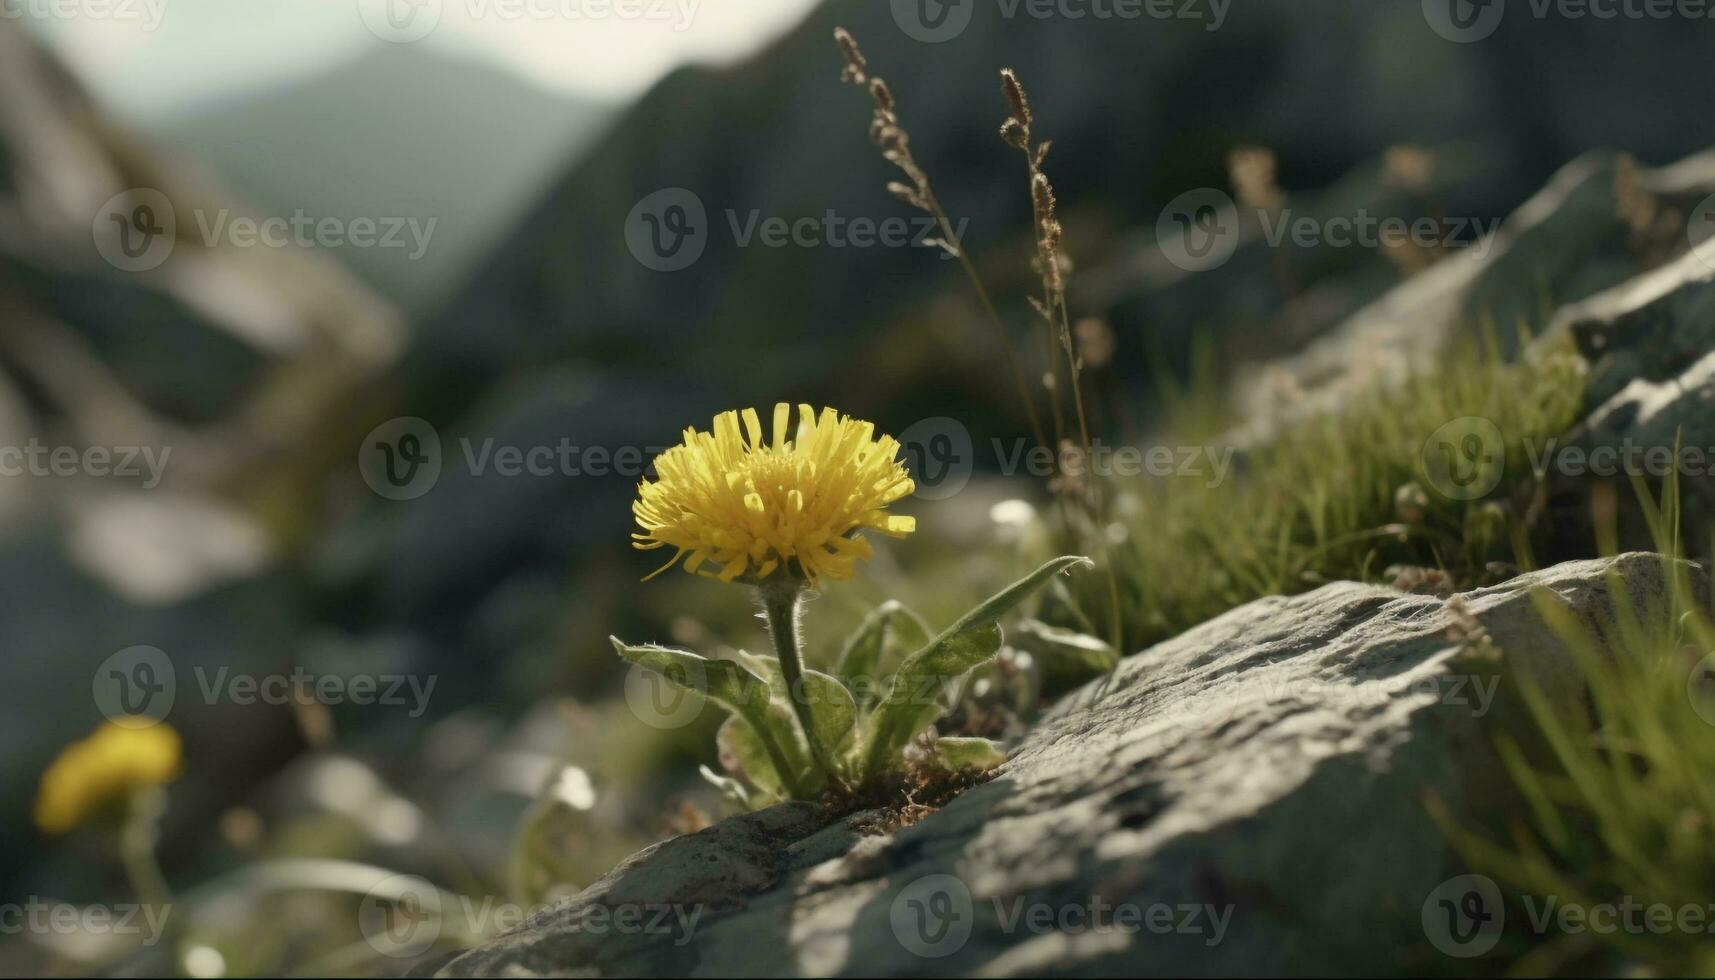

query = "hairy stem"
758;580;844;792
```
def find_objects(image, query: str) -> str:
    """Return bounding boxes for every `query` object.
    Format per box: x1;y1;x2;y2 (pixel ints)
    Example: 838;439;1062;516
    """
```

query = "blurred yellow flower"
35;720;182;835
634;403;916;583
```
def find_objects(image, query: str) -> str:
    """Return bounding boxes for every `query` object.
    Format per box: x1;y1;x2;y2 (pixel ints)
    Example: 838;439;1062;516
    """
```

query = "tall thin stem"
921;187;1049;453
120;788;175;939
758;580;844;792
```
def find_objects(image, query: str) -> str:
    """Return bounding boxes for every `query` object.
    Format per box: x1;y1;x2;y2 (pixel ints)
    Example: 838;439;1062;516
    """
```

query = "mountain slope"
165;44;613;313
417;0;1715;427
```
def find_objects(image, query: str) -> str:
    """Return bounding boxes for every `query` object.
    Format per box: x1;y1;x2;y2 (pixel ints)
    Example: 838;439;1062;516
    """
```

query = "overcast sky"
22;0;822;119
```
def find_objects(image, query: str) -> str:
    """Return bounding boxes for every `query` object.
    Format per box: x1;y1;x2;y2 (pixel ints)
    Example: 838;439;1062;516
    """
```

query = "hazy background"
6;1;1715;968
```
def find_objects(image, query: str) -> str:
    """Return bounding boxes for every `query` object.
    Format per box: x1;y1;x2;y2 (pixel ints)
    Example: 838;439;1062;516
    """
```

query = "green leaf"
1011;618;1119;697
736;649;785;693
612;637;810;796
834;601;896;697
611;636;769;713
835;601;933;709
716;717;787;803
929;736;1008;772
856;556;1090;779
857;622;1001;779
698;764;754;811
797;669;858;755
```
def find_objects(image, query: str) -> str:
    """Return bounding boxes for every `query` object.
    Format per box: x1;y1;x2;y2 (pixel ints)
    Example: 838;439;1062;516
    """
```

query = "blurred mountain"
164;44;614;314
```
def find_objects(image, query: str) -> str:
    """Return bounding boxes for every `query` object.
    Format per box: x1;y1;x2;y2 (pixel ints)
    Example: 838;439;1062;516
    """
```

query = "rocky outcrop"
0;21;404;563
438;554;1678;977
0;20;404;894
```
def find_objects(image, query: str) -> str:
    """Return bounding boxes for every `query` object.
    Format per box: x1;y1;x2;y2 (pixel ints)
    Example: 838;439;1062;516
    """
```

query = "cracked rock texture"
437;553;1678;978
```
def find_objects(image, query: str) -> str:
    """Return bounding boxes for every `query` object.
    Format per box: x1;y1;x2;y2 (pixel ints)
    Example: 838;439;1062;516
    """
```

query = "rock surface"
438;553;1678;977
1233;148;1715;442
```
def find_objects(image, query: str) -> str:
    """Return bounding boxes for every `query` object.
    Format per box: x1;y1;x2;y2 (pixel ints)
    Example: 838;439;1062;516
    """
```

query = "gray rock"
1553;220;1715;410
1526;222;1715;553
438;554;1678;978
1230;151;1632;443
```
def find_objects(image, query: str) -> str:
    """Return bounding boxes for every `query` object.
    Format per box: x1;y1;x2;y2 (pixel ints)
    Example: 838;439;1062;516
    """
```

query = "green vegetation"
1447;473;1715;976
1075;336;1589;652
614;556;1092;808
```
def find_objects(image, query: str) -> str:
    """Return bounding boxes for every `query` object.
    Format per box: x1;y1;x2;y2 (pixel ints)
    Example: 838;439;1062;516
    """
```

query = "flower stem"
120;788;175;939
758;580;843;793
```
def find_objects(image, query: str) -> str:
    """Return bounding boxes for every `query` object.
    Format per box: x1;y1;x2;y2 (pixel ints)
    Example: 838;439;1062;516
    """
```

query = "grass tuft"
1446;470;1715;976
1077;335;1589;651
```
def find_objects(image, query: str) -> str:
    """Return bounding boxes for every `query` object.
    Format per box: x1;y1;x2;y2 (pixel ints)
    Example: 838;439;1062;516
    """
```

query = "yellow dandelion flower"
35;719;182;835
633;403;917;583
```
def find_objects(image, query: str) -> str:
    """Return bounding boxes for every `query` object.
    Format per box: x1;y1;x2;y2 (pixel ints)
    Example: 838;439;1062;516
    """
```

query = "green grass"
1445;473;1715;976
1073;335;1589;652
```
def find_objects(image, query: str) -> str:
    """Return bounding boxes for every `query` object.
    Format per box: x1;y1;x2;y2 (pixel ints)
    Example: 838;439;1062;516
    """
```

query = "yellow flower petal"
632;403;917;584
35;720;182;835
